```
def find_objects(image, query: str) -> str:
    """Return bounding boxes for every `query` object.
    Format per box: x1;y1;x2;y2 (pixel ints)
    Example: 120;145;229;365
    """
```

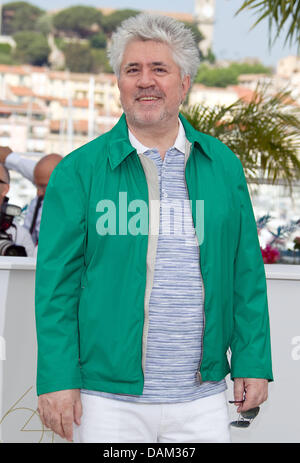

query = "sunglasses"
228;400;260;428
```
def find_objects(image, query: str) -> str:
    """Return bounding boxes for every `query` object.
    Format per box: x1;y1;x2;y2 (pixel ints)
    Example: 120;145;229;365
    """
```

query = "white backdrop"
0;258;299;443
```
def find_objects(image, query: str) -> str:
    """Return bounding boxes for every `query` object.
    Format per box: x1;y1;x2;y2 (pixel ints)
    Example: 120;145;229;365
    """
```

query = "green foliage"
102;9;141;35
53;6;103;38
0;43;12;54
13;30;50;66
0;52;14;64
64;42;94;73
54;36;66;51
89;32;107;49
63;43;113;73
195;62;272;87
34;13;53;36
91;49;113;73
181;21;203;45
237;0;300;49
2;2;44;35
195;64;236;87
182;84;300;189
203;48;216;64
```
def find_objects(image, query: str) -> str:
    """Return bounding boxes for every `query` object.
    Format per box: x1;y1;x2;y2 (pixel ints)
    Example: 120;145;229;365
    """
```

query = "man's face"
0;167;9;207
118;40;190;130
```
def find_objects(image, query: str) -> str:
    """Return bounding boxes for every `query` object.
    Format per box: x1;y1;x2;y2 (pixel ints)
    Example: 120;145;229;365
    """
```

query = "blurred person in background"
0;147;62;249
0;162;34;256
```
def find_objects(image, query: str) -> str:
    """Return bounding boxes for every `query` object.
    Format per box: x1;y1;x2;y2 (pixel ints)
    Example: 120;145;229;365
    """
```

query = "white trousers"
73;391;231;443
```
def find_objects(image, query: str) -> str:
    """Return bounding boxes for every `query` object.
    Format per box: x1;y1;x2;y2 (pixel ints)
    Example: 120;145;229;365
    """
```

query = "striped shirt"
82;119;226;402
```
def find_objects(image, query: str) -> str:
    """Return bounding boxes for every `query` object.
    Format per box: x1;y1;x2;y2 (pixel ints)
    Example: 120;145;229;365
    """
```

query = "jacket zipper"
184;141;205;385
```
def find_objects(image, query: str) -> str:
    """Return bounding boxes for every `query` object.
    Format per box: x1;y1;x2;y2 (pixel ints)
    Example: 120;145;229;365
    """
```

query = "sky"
5;0;300;68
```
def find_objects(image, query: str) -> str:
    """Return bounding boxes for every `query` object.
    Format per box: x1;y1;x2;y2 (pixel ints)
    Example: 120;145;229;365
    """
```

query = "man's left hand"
233;377;268;413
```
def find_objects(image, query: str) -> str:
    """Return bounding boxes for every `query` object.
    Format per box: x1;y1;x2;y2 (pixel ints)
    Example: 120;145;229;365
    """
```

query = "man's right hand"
0;146;12;164
37;389;82;442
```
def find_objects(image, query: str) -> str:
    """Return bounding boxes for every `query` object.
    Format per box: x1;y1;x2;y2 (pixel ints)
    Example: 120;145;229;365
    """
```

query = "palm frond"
236;0;300;49
182;83;300;193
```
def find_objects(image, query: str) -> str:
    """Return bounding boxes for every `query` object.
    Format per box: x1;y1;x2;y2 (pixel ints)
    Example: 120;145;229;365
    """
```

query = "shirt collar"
128;118;186;155
107;113;213;171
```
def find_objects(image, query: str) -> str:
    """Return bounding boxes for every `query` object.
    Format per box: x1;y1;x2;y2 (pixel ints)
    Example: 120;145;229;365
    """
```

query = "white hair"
108;13;201;82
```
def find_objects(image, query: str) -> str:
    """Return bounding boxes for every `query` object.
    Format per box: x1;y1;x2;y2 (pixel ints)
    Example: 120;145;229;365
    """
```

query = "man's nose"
137;69;155;87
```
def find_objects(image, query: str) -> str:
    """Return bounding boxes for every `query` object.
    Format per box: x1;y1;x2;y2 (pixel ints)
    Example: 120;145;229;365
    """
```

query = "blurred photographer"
0;147;62;250
0;162;35;257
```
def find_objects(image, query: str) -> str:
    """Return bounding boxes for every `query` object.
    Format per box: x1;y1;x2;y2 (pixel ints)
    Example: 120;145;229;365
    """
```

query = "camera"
0;197;27;256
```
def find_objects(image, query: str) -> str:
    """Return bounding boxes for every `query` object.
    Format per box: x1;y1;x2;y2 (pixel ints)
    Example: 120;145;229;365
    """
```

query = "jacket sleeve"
35;161;86;395
230;161;273;381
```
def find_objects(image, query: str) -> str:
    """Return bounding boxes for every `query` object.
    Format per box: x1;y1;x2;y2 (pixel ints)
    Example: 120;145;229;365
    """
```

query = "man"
0;162;35;256
35;14;273;443
0;148;62;248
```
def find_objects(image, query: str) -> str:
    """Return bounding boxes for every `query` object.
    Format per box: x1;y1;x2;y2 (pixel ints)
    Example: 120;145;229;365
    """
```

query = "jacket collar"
108;112;213;171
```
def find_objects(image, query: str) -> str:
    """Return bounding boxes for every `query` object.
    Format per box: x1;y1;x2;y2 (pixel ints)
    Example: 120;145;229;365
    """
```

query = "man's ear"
182;74;191;102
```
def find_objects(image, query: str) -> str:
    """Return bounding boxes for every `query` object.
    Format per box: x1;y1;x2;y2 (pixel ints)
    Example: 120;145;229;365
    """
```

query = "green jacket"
35;113;273;396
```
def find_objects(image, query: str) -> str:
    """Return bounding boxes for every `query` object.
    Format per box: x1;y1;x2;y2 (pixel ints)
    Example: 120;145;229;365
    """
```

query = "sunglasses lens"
241;407;260;420
230;420;251;428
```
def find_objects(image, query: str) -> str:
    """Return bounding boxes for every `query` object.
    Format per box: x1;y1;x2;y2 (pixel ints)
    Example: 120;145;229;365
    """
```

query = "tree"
237;0;300;49
195;64;238;87
0;53;14;65
91;49;113;73
195;62;272;87
53;6;103;38
13;31;50;66
64;43;94;73
2;2;44;35
35;13;53;36
89;31;107;49
181;21;204;47
203;48;216;65
101;9;141;36
182;84;300;190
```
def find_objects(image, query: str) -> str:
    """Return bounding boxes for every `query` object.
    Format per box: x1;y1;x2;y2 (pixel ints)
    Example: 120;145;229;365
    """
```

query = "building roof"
60;98;91;108
50;119;89;133
238;74;270;82
50;119;116;134
191;83;237;93
0;64;117;85
0;100;44;114
48;70;117;84
9;85;35;97
228;85;256;103
190;83;257;103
